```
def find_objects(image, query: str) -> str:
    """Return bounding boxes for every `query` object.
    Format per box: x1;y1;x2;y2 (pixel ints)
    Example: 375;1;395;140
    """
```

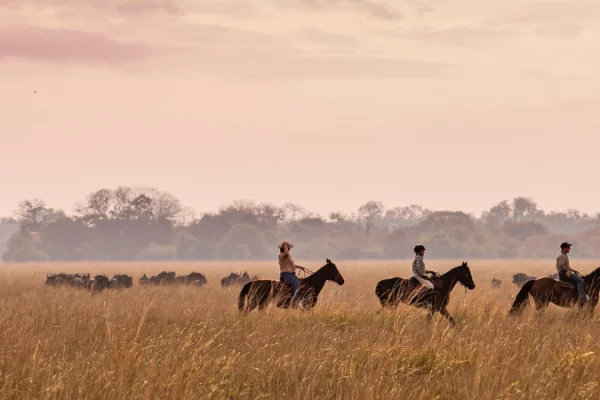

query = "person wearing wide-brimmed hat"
278;241;304;305
556;242;587;306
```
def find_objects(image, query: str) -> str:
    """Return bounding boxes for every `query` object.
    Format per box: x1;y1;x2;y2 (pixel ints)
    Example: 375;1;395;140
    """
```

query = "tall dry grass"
0;260;599;399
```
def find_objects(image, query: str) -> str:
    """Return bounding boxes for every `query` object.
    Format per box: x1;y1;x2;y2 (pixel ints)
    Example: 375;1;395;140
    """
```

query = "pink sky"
1;0;599;217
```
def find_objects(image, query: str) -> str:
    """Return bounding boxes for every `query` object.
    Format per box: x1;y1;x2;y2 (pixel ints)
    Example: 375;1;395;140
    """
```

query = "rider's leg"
281;272;302;303
568;274;586;304
413;274;434;289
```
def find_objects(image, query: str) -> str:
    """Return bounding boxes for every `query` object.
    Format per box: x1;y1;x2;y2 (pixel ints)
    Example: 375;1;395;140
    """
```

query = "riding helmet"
414;244;427;253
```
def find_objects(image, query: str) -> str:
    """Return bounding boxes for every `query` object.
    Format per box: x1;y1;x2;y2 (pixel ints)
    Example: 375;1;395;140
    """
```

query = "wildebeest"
92;275;111;293
148;271;176;285
175;272;207;286
221;271;259;287
110;274;133;289
142;271;206;286
46;273;91;288
71;277;88;289
139;274;150;285
512;273;537;288
492;277;502;288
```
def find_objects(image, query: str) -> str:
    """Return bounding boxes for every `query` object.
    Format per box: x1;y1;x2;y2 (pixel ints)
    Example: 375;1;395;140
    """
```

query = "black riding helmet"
414;244;427;253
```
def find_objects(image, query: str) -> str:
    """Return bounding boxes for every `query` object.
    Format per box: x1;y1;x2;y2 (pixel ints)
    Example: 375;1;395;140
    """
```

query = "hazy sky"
1;0;599;218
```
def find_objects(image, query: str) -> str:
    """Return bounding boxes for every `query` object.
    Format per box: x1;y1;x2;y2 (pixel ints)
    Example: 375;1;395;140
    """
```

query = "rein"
300;267;315;278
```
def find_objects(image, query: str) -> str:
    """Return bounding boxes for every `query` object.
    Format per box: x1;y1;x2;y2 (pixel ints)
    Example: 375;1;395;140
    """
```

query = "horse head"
457;261;476;290
324;258;344;285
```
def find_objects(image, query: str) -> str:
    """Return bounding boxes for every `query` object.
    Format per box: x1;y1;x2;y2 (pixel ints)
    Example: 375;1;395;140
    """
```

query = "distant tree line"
1;186;599;262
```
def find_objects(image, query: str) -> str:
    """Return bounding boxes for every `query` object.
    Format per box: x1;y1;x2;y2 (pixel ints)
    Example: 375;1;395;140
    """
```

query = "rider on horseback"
278;241;305;305
412;244;437;290
556;242;587;306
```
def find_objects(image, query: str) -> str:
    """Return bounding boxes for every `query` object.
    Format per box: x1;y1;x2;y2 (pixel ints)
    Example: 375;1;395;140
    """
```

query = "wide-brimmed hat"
278;241;294;250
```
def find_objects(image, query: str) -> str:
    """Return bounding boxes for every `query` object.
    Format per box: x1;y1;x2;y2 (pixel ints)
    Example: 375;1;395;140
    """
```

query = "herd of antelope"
44;270;259;292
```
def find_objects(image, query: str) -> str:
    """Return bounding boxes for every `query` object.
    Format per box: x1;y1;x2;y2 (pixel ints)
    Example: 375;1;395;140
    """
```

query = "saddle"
405;277;434;292
556;280;576;290
273;279;300;294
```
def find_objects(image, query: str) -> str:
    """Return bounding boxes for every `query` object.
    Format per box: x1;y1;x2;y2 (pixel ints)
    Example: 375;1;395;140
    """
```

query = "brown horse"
238;259;344;312
509;267;600;317
375;262;476;326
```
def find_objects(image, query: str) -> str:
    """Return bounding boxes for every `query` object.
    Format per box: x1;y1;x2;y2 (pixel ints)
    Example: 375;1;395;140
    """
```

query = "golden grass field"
1;259;600;400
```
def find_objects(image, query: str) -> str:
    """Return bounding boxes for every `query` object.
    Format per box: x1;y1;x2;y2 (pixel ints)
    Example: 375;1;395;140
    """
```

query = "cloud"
508;1;600;24
4;0;184;15
376;27;511;48
289;0;402;21
0;26;153;64
292;28;361;47
534;24;585;38
489;1;600;37
191;53;461;80
0;0;257;17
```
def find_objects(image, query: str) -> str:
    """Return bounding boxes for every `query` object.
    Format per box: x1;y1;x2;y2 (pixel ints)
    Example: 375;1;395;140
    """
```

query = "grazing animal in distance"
45;273;90;287
238;259;344;312
221;271;258;287
139;274;150;285
147;271;176;285
92;275;111;293
110;274;133;289
70;277;87;289
509;266;600;318
183;272;207;286
375;262;476;327
492;277;502;288
512;273;537;288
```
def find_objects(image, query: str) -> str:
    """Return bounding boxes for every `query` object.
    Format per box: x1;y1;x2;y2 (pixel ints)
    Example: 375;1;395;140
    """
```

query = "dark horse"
509;267;600;317
238;259;344;312
375;262;476;326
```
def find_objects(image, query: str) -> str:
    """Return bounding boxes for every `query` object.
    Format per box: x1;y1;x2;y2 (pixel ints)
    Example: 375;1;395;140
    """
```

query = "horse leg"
534;298;548;314
439;307;456;327
425;303;436;323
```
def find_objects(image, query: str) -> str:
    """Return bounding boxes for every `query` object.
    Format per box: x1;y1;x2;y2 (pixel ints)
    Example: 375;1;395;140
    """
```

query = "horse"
238;259;344;312
509;267;600;317
374;262;476;326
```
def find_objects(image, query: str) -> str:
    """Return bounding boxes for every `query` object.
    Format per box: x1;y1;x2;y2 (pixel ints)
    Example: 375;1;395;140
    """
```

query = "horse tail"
509;279;535;315
375;281;386;301
375;280;395;307
238;281;252;311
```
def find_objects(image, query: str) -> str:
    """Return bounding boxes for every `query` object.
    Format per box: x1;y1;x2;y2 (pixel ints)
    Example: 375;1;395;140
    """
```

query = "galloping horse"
238;259;344;312
375;262;476;326
509;267;600;317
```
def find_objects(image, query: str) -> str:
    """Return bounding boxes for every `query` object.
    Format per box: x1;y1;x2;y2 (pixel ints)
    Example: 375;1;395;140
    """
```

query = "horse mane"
444;263;468;276
584;266;600;282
